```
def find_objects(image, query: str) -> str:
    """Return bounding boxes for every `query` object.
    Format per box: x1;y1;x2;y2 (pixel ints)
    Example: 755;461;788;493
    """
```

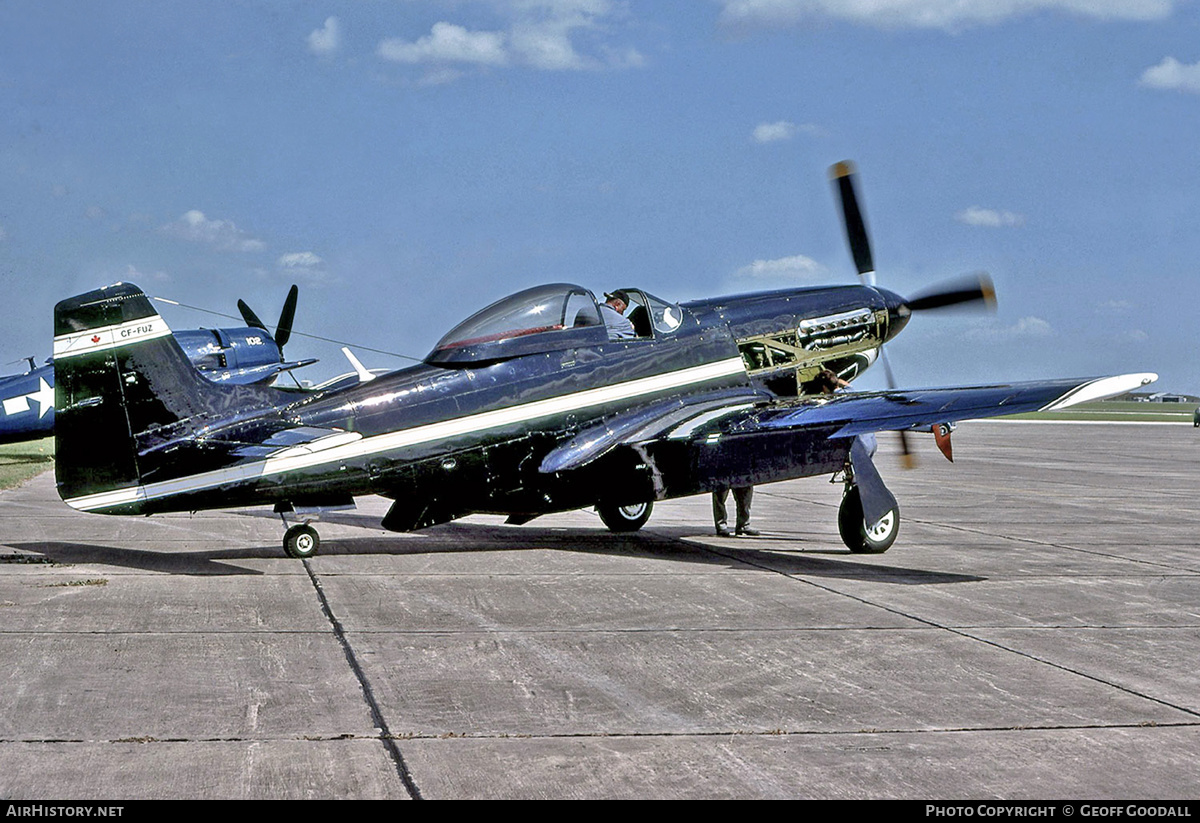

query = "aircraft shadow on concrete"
8;541;270;576
7;523;983;584
311;521;986;585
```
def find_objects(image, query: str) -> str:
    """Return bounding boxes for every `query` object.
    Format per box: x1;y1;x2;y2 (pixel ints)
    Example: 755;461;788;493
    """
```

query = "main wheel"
597;501;653;533
837;486;899;554
283;524;320;558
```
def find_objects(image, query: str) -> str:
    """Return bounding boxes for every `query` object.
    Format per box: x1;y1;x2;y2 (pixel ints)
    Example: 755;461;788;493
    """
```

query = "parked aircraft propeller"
831;161;877;287
830;161;996;467
237;284;299;355
904;273;996;313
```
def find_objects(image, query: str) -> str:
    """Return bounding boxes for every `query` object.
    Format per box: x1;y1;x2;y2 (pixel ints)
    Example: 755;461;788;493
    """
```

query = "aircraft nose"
877;287;911;343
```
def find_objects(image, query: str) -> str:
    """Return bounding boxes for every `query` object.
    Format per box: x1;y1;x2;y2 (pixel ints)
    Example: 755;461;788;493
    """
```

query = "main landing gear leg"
836;457;900;554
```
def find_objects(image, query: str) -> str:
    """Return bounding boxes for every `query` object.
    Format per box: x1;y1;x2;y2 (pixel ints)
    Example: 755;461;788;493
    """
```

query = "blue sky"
2;1;1198;392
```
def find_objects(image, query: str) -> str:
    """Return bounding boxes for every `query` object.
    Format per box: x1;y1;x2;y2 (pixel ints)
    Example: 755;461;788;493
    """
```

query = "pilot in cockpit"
599;290;636;340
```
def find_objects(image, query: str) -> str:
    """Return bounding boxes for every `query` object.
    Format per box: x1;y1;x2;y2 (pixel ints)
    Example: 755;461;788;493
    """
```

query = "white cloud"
753;121;797;143
414;67;469;87
966;315;1053;341
1012;316;1052;336
511;21;589;70
307;17;341;57
124;263;169;283
161;210;265;253
376;1;643;77
278;251;325;269
736;254;825;279
379;23;509;66
751;120;824;142
277;251;331;285
717;1;1178;32
955;206;1025;228
1140;56;1200;93
599;44;647;69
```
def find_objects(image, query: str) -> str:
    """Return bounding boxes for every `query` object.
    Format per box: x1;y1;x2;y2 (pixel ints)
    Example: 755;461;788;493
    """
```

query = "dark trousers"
712;486;753;530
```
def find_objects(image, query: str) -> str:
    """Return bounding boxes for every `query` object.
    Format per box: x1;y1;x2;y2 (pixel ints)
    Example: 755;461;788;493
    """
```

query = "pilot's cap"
605;289;630;304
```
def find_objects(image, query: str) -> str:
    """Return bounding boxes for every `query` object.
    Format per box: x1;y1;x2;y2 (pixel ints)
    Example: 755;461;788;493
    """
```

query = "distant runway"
1;421;1197;799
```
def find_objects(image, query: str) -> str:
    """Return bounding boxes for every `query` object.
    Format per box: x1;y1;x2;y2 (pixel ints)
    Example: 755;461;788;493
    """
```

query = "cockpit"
426;283;685;366
617;289;685;338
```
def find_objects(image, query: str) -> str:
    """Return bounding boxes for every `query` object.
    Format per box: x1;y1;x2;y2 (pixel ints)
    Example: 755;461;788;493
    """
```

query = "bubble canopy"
427;283;608;365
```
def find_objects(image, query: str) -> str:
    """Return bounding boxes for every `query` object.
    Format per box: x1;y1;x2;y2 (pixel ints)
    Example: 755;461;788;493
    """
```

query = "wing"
538;372;1155;528
539;373;1157;487
729;373;1159;440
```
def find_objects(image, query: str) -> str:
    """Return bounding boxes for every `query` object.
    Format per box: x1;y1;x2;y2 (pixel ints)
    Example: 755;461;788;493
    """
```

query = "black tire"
597;501;653;533
283;524;320;558
837;486;899;554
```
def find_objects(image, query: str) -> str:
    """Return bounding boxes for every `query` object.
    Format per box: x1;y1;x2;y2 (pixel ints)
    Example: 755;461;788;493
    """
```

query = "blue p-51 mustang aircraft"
0;286;314;444
49;164;1155;557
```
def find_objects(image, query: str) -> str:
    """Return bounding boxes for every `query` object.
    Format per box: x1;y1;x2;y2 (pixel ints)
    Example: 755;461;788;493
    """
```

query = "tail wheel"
837;486;899;554
597;501;653;533
283;524;320;559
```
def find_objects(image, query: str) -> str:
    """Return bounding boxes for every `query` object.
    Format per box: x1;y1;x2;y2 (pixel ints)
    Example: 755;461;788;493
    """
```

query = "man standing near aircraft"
599;290;636;339
713;486;757;537
712;370;848;537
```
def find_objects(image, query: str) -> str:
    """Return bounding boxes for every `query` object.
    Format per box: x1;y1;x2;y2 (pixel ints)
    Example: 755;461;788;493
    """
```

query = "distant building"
1116;391;1200;403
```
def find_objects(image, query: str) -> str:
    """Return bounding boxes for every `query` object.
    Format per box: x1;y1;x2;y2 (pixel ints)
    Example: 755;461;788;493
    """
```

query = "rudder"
53;283;227;511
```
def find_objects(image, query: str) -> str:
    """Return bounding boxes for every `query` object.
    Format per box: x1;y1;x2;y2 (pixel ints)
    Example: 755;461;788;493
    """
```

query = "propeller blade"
237;299;268;332
830;160;875;285
879;346;916;470
274;284;298;351
879;344;897;390
906;273;997;312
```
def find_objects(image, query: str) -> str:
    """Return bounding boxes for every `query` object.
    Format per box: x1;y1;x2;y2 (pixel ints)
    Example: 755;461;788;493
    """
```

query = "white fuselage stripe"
64;355;748;512
53;315;173;360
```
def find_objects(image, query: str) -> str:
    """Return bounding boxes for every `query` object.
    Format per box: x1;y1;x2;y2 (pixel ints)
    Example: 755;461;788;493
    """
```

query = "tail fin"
53;283;256;510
